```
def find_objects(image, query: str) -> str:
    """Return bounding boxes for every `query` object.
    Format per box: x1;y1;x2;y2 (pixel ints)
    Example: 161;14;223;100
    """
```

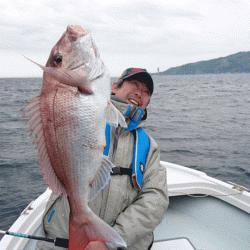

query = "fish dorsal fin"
21;96;67;197
105;101;127;128
89;156;114;201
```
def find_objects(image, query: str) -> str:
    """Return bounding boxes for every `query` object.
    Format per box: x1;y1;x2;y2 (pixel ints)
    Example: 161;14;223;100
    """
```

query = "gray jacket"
36;97;169;250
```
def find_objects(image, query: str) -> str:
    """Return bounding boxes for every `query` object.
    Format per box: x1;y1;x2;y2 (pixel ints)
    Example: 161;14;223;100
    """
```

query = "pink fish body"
21;25;127;249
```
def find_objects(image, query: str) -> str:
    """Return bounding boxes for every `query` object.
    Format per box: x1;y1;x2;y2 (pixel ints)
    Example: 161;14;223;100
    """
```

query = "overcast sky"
1;0;250;77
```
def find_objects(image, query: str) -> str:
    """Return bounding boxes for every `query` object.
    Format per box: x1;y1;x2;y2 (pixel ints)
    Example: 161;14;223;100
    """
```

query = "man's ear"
111;82;118;94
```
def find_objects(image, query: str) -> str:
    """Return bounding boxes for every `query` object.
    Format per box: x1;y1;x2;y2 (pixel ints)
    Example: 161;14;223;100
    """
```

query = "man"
36;68;168;250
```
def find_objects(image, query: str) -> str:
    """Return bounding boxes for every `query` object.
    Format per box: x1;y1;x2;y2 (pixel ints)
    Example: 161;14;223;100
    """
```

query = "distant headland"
155;51;250;75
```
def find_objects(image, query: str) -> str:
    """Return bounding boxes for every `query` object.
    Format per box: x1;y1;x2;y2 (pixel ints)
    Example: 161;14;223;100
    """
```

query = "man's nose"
134;87;142;97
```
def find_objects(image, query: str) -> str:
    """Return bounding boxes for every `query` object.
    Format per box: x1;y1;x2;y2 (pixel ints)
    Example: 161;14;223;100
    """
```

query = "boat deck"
153;195;250;250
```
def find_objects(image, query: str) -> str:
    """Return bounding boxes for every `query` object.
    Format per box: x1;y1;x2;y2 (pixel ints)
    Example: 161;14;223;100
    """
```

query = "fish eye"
53;53;63;66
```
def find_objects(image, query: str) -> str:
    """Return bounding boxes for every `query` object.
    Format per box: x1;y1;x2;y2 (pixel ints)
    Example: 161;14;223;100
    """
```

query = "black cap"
117;68;154;95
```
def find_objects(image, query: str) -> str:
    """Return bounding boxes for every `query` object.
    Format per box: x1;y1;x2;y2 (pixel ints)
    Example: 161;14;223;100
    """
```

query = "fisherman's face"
112;79;151;110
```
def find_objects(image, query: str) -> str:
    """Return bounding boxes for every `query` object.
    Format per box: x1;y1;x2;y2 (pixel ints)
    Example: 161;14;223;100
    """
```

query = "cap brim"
122;72;153;94
122;71;150;80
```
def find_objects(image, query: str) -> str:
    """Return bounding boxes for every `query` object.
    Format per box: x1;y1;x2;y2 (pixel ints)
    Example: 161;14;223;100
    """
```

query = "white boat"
1;161;250;250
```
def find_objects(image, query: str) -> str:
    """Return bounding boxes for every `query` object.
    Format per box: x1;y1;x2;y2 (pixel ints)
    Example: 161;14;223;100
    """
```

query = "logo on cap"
121;68;147;79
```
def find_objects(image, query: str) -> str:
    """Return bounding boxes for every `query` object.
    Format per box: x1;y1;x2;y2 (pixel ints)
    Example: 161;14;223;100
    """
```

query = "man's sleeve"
112;137;169;248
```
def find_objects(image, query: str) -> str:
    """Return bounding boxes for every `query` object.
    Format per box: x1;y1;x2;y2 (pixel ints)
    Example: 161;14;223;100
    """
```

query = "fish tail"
68;211;127;250
68;219;89;250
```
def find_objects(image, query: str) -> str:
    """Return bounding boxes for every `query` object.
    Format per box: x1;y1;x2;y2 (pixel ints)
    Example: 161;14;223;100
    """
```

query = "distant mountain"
158;51;250;75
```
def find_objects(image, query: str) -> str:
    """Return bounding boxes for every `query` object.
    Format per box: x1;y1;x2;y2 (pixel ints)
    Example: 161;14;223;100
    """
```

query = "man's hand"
85;241;109;250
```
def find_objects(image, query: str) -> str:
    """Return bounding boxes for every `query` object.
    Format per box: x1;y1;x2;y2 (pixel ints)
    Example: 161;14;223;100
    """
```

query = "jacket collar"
111;95;147;131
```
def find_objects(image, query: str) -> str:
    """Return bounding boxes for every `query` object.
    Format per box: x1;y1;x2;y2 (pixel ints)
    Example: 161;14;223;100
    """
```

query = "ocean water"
0;74;250;233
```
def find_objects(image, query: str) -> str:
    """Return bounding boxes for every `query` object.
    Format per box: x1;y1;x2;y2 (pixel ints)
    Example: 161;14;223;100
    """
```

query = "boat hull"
1;161;250;250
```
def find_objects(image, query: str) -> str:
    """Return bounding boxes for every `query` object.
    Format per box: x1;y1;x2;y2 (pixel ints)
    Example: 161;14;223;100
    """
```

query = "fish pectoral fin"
24;55;93;94
89;156;114;200
45;67;93;94
105;101;127;128
24;54;93;94
23;55;46;71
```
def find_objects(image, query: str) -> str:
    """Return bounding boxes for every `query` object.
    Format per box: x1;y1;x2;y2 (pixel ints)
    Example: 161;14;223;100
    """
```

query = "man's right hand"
85;241;109;250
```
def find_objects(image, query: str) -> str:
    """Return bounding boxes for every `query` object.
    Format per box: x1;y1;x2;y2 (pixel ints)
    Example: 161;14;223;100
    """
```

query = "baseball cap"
116;68;154;95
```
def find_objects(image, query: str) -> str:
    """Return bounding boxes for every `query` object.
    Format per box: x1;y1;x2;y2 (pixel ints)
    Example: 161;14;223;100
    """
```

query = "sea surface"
0;74;250;234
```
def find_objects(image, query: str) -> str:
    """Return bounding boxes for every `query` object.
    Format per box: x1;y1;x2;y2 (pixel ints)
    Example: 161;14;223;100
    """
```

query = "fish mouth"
71;63;85;71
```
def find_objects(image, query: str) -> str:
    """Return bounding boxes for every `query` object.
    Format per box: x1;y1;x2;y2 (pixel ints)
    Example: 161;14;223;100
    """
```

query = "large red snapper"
21;25;127;250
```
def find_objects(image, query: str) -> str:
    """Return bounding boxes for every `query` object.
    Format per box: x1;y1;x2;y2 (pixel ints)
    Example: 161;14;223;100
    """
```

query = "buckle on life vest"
111;167;132;176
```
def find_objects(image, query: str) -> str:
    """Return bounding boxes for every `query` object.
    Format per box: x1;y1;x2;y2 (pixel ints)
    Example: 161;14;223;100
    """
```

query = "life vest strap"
104;124;150;190
131;128;150;190
111;167;132;176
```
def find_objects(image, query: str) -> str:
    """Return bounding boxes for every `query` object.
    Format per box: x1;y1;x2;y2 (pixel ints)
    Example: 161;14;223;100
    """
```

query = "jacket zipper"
99;126;121;219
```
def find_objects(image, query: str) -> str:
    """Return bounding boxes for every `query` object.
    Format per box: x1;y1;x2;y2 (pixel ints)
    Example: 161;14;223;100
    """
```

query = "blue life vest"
103;121;150;190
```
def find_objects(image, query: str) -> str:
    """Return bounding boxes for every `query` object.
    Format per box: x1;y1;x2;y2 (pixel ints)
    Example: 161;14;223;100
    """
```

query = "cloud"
0;0;205;54
1;0;250;77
